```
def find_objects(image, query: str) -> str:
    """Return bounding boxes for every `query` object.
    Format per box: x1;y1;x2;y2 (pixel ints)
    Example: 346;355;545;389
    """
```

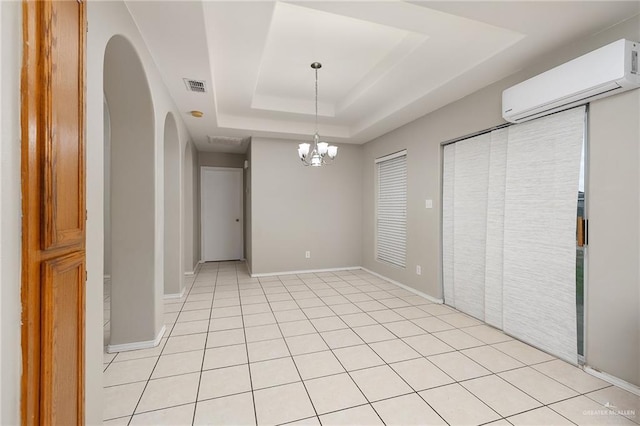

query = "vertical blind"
376;151;407;268
502;109;584;363
484;128;508;330
452;134;490;320
442;106;585;364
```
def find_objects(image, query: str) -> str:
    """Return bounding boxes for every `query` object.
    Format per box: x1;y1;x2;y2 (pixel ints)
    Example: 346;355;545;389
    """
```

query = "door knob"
235;219;239;222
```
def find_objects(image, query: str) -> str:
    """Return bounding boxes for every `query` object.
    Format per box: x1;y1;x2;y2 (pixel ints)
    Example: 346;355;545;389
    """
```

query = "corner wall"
588;89;640;387
245;143;253;271
251;138;363;274
191;143;200;271
182;141;196;275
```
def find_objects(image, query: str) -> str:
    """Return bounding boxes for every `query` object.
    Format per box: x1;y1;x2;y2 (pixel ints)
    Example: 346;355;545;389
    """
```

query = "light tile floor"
103;262;640;425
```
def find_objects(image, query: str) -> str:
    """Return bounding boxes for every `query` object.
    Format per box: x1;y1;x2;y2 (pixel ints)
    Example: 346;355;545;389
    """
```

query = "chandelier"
297;62;338;166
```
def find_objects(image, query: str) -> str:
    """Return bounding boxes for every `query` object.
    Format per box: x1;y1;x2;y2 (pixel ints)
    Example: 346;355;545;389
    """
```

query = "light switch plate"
425;199;433;209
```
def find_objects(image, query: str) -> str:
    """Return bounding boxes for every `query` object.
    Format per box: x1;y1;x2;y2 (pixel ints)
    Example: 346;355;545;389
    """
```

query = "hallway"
102;263;638;425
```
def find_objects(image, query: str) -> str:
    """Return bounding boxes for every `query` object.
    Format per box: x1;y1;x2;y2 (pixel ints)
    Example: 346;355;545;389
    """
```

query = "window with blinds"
376;151;407;268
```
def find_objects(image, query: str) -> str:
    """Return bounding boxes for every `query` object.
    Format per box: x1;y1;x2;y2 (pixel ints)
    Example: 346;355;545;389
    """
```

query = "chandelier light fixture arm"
298;62;338;167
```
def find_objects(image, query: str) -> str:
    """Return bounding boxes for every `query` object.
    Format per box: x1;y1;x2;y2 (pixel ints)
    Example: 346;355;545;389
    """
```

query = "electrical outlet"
416;265;422;275
305;251;311;259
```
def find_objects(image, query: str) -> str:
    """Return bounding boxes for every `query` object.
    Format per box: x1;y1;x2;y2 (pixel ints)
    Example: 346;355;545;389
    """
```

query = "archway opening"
104;35;161;349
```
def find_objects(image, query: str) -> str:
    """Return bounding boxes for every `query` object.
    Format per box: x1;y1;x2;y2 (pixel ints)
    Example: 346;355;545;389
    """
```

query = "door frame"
200;166;244;262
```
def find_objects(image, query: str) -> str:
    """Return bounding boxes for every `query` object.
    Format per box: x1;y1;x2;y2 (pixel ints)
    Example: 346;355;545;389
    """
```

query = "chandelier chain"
315;67;318;133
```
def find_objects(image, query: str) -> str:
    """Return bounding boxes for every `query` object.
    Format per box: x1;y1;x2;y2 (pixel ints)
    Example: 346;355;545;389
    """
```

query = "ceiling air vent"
183;78;206;93
207;136;246;146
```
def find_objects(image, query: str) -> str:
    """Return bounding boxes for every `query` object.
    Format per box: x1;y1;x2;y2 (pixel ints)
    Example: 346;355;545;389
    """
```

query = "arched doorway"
104;35;162;349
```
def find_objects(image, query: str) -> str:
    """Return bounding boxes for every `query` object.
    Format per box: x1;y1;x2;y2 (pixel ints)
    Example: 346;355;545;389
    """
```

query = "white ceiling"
125;1;639;153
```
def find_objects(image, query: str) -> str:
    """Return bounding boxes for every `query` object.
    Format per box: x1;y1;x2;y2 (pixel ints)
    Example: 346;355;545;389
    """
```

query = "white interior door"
201;167;243;261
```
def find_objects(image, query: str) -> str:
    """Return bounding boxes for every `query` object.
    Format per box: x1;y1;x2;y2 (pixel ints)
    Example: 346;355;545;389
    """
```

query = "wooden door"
21;1;86;424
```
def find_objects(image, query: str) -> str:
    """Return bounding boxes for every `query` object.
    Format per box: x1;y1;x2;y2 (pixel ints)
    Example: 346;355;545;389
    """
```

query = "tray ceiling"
125;1;639;152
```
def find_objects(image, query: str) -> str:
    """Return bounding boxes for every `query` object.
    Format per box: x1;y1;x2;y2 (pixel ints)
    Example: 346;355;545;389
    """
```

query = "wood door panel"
43;0;85;250
41;252;85;425
21;1;86;424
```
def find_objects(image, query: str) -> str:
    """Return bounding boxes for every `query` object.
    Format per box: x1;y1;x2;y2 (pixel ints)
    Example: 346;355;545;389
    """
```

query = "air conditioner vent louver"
183;78;206;93
207;136;246;146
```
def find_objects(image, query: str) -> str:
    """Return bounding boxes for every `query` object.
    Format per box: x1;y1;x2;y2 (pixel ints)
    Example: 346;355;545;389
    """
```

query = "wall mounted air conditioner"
502;39;640;123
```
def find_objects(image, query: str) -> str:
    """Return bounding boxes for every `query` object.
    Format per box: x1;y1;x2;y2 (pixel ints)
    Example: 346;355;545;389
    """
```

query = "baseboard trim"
164;286;186;300
584;366;640;397
250;266;361;278
249;266;443;304
106;325;166;354
184;260;203;277
359;267;443;304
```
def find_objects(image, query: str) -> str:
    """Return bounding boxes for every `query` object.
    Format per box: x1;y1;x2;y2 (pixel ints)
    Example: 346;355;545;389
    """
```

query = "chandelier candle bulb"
327;145;338;159
298;143;310;160
318;142;329;155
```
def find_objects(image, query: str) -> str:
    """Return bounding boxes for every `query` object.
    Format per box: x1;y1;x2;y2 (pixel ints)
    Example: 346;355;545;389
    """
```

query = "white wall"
193;144;200;270
183;141;199;275
582;16;640;389
164;113;183;296
86;2;192;423
245;143;253;270
251;138;363;274
103;101;112;277
588;89;640;387
0;3;22;424
198;152;246;169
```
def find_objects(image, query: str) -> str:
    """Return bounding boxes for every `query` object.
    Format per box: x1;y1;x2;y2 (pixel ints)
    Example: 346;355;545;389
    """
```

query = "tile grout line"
191;264;220;426
233;263;260;426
